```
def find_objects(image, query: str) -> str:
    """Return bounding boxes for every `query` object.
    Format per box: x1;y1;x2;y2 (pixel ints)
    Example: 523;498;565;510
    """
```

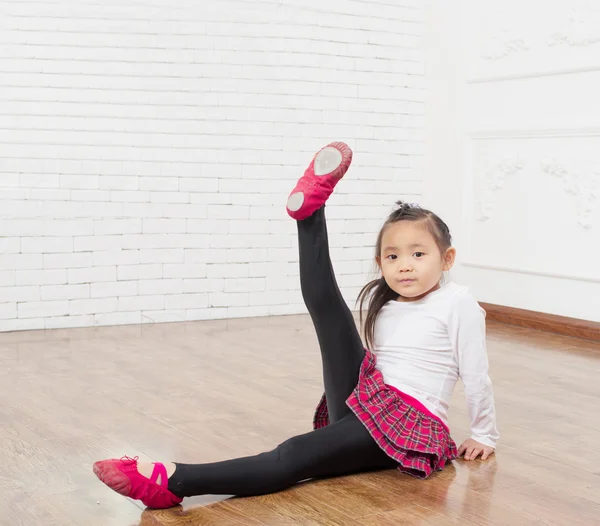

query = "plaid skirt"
313;349;458;479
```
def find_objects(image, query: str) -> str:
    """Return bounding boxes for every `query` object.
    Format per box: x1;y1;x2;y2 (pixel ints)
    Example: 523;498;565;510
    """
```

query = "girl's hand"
457;438;495;460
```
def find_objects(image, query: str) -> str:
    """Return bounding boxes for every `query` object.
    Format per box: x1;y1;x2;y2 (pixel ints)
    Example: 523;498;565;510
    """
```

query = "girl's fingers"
470;448;482;460
482;449;491;460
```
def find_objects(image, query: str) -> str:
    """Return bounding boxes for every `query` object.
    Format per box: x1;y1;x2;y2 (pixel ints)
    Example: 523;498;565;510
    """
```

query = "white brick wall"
0;0;425;332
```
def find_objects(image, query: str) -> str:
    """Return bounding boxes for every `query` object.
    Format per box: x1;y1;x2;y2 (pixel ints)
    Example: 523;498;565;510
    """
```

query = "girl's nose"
398;260;412;272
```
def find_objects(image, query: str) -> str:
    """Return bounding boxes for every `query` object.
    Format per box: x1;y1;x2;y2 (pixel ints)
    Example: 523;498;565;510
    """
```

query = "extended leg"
168;412;396;498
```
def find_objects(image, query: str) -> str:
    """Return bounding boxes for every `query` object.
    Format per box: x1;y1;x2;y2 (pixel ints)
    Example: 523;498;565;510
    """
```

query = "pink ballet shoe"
93;456;182;509
286;141;353;220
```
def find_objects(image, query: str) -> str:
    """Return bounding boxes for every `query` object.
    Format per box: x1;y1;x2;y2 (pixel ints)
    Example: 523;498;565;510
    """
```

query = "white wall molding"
462;261;600;285
468;131;599;231
540;160;597;230
468;127;600;139
425;0;600;322
467;0;600;83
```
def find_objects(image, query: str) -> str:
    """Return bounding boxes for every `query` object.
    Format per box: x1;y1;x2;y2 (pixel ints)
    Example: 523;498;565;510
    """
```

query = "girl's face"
377;221;456;302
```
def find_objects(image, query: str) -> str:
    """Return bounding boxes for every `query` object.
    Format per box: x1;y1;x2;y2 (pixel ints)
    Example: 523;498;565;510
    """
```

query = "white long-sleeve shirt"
373;281;499;448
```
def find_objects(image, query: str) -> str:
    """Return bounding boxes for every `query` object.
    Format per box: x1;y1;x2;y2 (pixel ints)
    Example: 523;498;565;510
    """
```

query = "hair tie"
396;201;420;212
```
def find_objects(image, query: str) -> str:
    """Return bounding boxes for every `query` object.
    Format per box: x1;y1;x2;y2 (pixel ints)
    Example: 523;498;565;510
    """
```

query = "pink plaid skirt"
313;349;458;479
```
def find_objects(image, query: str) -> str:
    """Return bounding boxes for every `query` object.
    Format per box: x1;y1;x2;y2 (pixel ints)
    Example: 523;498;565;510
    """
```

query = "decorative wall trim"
467;65;600;84
467;130;599;230
549;4;600;48
468;127;600;139
480;33;529;61
541;160;597;229
462;260;600;284
477;157;525;222
469;2;600;83
481;302;600;343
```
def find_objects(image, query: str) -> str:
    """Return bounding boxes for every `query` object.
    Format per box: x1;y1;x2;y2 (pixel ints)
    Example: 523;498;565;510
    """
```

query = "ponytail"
357;276;398;351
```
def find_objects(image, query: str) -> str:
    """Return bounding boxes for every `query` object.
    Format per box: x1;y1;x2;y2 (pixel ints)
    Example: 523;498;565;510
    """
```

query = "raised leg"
287;142;366;422
297;207;366;422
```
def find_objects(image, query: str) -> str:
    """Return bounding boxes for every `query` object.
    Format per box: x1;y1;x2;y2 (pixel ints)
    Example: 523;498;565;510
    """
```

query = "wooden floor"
1;314;599;526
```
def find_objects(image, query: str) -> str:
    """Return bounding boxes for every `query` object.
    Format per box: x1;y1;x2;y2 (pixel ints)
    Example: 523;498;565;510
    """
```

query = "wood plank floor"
0;314;598;526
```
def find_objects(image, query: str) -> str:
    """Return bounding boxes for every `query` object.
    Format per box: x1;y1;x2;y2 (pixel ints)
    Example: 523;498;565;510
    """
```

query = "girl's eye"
414;252;424;258
386;254;397;260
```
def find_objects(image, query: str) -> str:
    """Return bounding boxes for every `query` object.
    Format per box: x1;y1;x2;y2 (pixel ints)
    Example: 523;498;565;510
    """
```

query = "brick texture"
0;0;425;331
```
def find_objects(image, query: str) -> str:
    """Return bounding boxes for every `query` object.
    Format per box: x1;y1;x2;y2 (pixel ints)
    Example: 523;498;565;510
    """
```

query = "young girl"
93;142;499;509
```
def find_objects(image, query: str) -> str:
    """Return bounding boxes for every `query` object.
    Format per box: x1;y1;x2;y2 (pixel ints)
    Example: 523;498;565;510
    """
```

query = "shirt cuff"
470;435;497;449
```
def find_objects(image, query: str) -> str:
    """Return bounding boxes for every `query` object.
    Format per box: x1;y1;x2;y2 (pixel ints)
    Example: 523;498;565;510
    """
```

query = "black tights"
168;208;396;498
